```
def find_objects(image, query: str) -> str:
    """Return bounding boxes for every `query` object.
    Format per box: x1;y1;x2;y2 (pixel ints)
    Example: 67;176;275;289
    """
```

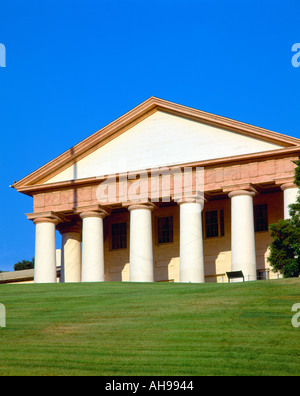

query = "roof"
12;97;300;195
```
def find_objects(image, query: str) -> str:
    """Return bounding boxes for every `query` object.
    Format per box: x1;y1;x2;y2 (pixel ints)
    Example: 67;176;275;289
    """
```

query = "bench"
226;270;244;283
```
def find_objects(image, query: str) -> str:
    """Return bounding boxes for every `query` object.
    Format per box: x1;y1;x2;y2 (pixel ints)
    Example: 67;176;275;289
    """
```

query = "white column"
281;183;299;219
178;196;205;283
128;202;155;282
59;224;82;283
33;217;59;283
80;209;108;282
228;190;257;281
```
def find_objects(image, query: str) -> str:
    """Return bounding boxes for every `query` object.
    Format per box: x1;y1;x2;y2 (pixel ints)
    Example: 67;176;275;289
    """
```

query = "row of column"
32;184;298;284
33;198;205;284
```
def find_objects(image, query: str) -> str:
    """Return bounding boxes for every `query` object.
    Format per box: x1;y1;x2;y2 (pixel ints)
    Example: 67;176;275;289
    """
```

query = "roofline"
12;96;300;190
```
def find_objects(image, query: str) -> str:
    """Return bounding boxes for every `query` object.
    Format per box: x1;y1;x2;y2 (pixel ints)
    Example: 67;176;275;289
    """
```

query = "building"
12;97;300;283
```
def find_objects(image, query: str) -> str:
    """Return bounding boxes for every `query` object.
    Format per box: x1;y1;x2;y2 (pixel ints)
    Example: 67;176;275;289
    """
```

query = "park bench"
226;270;244;283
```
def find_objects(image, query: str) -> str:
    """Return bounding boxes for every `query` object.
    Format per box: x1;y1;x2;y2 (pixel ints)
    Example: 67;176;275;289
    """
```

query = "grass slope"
0;279;300;376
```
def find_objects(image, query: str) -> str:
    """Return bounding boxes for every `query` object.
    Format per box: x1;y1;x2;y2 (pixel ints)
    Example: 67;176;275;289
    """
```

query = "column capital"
33;218;60;225
228;189;256;199
77;204;110;220
127;201;156;212
177;193;205;207
223;183;257;196
26;211;62;225
281;182;298;191
80;210;109;220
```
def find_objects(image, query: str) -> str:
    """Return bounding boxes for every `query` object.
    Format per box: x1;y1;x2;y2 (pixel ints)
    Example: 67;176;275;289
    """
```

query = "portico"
24;178;298;284
13;97;300;284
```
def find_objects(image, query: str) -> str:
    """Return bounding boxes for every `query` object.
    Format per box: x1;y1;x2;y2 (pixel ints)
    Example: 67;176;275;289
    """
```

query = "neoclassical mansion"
13;97;300;283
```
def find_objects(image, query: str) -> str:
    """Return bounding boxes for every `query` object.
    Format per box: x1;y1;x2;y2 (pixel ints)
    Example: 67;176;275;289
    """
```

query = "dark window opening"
254;204;268;232
111;222;127;250
205;209;225;238
157;216;173;244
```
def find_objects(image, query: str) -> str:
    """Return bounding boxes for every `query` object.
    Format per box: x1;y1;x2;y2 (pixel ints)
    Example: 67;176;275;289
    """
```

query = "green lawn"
0;278;300;376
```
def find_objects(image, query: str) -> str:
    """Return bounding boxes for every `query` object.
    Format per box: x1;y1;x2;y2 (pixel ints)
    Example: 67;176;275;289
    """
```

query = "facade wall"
152;205;180;282
203;198;231;283
101;190;284;283
254;191;283;280
26;145;297;285
104;211;130;281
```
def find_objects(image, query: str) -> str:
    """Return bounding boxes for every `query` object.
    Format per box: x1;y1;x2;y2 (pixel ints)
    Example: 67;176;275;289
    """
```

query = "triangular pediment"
13;97;300;192
44;111;284;184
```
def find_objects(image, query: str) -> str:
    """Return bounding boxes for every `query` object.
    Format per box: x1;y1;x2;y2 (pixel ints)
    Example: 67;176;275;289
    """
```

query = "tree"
268;160;300;277
14;258;34;271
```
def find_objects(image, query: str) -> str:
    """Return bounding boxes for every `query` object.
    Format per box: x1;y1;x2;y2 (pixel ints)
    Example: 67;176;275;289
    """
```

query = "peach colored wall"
102;191;284;283
32;157;297;213
30;155;292;282
205;157;296;192
152;206;180;282
254;191;283;280
202;198;231;283
104;211;130;281
103;206;181;282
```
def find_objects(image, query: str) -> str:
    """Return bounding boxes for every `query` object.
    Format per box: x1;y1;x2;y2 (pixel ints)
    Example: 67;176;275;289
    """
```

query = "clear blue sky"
0;0;299;271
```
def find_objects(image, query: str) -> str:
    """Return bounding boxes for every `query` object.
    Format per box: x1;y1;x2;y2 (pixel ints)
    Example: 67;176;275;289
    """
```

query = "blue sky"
0;0;299;271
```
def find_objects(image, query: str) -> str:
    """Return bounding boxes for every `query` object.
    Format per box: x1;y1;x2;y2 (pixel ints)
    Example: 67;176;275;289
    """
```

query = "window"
205;209;225;238
257;269;269;280
220;208;225;237
157;216;173;244
254;204;268;232
111;222;127;250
